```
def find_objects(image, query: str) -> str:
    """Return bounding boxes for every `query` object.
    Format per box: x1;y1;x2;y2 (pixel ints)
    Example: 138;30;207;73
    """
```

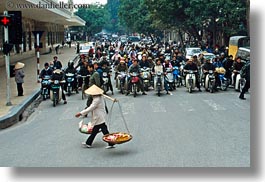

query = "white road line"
150;100;166;112
203;99;226;111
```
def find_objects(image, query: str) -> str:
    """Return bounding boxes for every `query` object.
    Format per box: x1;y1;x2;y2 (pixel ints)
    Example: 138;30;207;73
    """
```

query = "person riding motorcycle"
183;59;202;91
50;69;67;104
101;60;114;95
232;56;245;86
126;59;147;96
52;56;63;70
222;55;234;81
39;62;53;79
152;59;169;94
115;57;128;89
202;58;218;91
39;62;53;96
139;54;151;68
64;60;78;93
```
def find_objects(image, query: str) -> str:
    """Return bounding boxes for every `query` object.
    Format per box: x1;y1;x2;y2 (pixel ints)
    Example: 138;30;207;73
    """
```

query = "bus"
228;36;250;60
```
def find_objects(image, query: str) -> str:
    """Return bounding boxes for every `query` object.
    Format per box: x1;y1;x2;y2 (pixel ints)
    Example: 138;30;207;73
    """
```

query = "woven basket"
102;132;132;144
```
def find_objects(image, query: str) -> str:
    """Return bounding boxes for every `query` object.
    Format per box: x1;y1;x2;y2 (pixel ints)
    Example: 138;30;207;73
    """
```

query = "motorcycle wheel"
209;82;214;93
67;86;71;96
220;81;227;91
81;84;86;100
133;84;137;97
53;94;56;107
120;82;124;94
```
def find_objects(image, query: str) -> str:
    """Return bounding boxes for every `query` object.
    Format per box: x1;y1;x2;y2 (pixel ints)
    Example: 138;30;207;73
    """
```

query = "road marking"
203;99;226;111
150;100;166;112
178;100;195;112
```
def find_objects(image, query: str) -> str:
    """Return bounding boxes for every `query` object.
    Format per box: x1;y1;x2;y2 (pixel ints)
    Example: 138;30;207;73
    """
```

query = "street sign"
32;31;44;39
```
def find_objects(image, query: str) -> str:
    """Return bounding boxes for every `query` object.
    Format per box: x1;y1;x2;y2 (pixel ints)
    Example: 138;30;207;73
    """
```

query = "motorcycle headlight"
103;72;108;77
54;80;59;84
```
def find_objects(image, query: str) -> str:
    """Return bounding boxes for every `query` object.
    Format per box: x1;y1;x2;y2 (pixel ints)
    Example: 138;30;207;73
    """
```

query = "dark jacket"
184;63;198;71
53;60;63;70
39;68;53;78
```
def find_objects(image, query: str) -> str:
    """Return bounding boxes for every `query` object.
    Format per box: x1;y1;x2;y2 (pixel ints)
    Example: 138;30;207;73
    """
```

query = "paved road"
0;84;250;167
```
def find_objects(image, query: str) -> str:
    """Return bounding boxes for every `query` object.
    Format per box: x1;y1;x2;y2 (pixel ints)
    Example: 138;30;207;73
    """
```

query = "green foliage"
75;4;110;35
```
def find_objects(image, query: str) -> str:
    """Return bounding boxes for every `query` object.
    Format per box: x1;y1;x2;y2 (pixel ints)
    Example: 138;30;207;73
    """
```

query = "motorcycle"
179;61;186;86
65;73;75;96
50;80;65;107
41;75;51;100
204;70;216;93
130;72;140;97
154;71;164;96
165;67;175;91
116;71;127;94
172;66;182;87
185;70;197;93
218;73;230;91
140;67;151;91
101;71;111;94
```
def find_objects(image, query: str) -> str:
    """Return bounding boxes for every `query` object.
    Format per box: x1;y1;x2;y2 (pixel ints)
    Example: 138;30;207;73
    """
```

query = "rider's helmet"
68;60;74;68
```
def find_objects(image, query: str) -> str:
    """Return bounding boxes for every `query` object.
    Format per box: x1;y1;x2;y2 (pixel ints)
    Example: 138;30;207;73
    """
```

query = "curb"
0;89;41;129
0;55;79;129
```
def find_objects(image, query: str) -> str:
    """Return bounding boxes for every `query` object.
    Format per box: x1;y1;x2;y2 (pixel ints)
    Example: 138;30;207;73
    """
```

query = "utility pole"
1;11;12;106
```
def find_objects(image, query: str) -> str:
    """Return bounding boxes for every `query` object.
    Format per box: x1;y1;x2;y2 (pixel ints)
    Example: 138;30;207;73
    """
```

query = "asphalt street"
0;83;250;167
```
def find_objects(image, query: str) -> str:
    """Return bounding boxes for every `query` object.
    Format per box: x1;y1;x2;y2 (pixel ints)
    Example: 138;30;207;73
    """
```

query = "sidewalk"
0;45;79;128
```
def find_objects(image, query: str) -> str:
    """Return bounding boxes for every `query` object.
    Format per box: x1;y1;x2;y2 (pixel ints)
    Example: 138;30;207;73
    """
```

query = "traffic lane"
0;88;250;167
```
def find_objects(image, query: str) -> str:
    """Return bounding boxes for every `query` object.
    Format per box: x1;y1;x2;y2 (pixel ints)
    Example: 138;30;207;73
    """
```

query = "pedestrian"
239;61;250;100
75;84;117;149
55;45;60;54
14;62;25;96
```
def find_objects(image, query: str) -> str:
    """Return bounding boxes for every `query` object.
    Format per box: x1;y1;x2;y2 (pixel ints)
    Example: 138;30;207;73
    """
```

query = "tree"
75;4;110;36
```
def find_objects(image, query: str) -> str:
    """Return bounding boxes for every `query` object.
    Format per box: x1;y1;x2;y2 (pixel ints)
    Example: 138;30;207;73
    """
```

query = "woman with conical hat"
14;62;25;96
75;84;117;149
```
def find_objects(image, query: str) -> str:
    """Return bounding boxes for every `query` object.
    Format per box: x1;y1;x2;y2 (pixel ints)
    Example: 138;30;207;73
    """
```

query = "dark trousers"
17;83;23;96
240;80;250;98
86;123;114;146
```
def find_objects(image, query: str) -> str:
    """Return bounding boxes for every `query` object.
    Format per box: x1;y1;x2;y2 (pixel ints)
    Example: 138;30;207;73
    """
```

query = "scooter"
130;72;140;97
116;71;127;94
41;75;51;100
50;80;65;107
65;73;75;96
204;70;216;93
165;67;175;91
154;71;164;97
185;70;197;93
172;66;182;87
140;67;151;91
218;73;230;91
101;70;112;94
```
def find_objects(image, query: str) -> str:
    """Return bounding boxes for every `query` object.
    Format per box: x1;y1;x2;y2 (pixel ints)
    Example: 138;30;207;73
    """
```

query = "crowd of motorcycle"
38;40;249;106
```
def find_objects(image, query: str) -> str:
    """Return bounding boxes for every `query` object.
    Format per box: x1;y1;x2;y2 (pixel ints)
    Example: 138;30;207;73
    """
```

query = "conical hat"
85;84;104;95
14;62;25;70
